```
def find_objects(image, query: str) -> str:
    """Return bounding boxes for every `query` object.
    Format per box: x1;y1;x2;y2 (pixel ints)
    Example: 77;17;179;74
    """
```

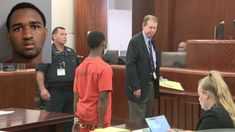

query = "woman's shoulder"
202;106;233;125
208;106;229;115
197;106;234;130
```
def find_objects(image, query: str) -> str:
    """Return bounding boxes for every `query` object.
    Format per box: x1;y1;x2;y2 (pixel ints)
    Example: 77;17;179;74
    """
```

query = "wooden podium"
187;40;235;72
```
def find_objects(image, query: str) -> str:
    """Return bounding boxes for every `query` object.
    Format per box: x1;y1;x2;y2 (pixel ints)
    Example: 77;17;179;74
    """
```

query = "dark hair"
87;31;105;49
6;2;46;31
52;26;65;35
52;26;65;41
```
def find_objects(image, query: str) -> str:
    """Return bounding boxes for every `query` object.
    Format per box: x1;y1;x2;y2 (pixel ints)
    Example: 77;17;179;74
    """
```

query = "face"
142;20;158;39
198;86;209;110
178;42;187;52
53;29;67;45
8;8;47;59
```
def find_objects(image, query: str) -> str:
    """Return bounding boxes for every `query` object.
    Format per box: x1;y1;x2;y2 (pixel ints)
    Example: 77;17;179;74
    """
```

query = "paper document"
159;79;184;91
145;115;170;132
94;127;130;132
0;110;14;116
132;128;150;132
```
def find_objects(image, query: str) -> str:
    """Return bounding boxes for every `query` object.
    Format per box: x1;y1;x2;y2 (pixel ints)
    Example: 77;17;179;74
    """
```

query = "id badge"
153;72;157;80
57;68;65;76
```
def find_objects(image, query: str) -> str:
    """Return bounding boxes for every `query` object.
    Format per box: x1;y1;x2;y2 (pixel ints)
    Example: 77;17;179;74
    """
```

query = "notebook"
145;115;170;132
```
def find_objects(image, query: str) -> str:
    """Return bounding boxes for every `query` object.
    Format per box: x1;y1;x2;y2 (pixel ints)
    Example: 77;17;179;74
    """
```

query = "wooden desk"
114;123;147;131
0;108;73;132
160;67;235;94
0;69;36;109
111;65;235;130
114;123;235;132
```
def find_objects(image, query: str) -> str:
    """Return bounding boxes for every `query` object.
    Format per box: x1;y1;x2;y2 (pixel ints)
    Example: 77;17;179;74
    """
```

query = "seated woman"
170;70;235;132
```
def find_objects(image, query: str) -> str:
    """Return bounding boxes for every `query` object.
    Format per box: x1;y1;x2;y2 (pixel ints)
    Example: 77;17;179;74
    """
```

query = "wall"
107;0;132;51
74;0;235;53
156;0;235;51
75;0;107;57
132;0;155;35
52;0;75;50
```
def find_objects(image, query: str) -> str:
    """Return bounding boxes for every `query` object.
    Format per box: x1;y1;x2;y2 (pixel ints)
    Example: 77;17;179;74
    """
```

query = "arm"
73;92;79;115
72;76;80;132
73;70;79;115
168;129;193;132
126;38;141;97
36;71;50;100
98;91;109;128
72;92;80;131
126;39;139;90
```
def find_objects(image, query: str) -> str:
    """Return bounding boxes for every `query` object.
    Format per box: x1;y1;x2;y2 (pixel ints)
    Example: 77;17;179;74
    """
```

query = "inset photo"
0;0;51;63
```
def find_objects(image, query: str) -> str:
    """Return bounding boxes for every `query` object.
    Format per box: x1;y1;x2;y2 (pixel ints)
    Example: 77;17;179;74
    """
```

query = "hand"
168;129;176;132
133;89;141;98
168;129;191;132
72;124;79;132
40;88;51;101
97;123;104;128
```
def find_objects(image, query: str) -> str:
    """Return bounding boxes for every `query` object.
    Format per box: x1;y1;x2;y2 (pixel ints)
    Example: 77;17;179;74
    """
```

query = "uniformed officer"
36;26;79;132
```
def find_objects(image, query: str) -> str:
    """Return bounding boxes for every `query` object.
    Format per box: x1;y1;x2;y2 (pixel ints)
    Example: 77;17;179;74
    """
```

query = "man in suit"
125;15;160;124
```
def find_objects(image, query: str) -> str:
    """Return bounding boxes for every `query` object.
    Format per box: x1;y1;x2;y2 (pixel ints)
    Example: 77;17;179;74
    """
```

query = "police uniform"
36;43;79;132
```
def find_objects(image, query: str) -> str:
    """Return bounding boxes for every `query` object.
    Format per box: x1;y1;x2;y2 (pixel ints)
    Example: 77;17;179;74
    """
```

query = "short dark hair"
52;26;65;35
52;26;65;41
87;31;105;49
6;2;46;32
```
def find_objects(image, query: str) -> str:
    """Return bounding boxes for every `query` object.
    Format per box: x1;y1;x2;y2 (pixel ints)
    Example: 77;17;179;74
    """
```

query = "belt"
49;87;73;92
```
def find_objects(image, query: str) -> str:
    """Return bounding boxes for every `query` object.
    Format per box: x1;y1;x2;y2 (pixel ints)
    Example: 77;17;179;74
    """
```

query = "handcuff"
74;117;79;125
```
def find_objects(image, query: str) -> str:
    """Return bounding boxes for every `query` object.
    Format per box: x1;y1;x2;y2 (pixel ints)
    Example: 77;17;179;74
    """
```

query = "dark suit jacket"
196;106;234;130
125;32;160;102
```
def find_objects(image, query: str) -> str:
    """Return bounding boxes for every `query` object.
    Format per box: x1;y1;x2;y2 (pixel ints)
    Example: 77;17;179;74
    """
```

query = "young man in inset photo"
6;2;48;63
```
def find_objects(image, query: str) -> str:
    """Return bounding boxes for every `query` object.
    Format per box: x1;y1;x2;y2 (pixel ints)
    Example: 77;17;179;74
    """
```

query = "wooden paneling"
158;93;179;128
178;94;200;130
75;0;107;57
155;0;174;51
187;40;235;72
0;70;36;109
74;0;235;53
111;65;129;124
160;67;235;94
155;0;235;51
111;65;235;130
132;0;155;35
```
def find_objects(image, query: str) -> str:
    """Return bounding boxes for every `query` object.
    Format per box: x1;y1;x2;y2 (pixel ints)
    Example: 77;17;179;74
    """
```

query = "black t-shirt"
196;106;234;130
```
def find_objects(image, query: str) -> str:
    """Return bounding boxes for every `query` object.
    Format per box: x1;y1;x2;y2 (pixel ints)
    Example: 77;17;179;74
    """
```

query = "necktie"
148;40;154;72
